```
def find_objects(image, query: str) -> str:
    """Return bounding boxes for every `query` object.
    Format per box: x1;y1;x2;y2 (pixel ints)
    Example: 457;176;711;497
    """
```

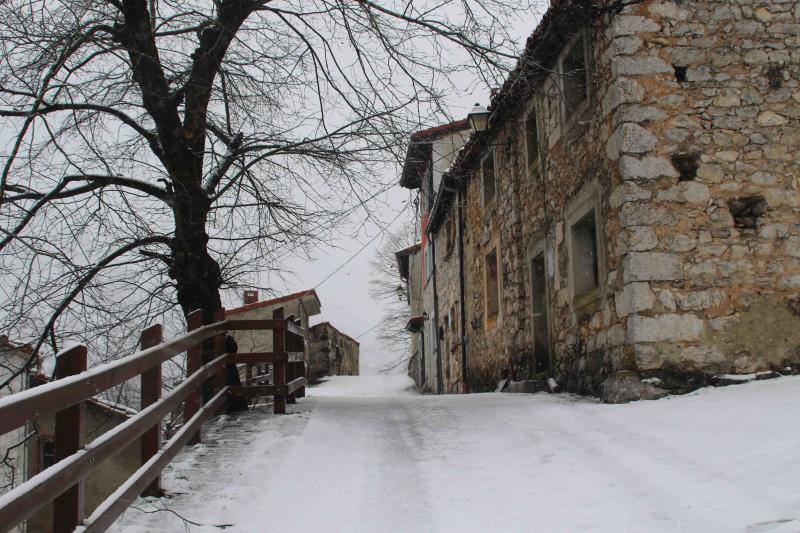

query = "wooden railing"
0;307;307;533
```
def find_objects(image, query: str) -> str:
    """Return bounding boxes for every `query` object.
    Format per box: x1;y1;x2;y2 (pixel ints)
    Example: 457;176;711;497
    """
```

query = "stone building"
307;322;360;380
406;0;800;400
227;289;321;373
399;120;471;393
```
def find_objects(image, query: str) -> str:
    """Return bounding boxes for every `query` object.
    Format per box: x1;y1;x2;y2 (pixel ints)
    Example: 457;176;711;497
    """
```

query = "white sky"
245;13;543;375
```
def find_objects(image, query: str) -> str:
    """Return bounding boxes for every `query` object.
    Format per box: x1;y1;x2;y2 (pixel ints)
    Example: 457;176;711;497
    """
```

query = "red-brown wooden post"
53;345;87;533
140;324;163;497
273;307;286;414
212;308;226;396
185;309;204;444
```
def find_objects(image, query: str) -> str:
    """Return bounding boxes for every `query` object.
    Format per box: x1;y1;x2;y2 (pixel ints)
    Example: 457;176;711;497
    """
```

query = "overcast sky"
245;11;544;375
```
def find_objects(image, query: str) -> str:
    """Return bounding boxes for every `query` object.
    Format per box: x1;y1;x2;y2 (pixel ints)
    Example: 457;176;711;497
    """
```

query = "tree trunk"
170;182;222;322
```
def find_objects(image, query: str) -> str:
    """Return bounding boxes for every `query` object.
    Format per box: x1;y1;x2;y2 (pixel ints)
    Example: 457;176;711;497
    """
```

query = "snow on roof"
227;289;322;316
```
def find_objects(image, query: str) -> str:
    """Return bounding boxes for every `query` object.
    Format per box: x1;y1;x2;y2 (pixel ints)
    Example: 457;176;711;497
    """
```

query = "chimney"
243;290;259;305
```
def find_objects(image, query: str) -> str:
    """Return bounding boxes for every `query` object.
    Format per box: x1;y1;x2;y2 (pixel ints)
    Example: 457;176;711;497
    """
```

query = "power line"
311;201;411;291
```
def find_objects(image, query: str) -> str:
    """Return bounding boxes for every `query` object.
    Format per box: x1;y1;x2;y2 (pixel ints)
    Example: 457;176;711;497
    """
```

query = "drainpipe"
457;188;470;394
430;235;444;394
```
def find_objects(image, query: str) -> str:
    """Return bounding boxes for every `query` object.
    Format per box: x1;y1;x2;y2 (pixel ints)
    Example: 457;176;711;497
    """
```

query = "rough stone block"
623;252;684;283
613;105;668;127
757;111;788;126
609;182;651;208
608;15;661;37
675;289;726;311
616;282;655;318
619;155;678;180
626;226;658;252
602;77;645;117
619;203;673;227
607;123;658;161
627;313;703;343
602;371;667;403
612;56;674;77
648;2;689;21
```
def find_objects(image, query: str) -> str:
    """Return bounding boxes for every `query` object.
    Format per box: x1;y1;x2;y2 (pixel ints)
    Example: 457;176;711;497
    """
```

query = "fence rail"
0;307;306;533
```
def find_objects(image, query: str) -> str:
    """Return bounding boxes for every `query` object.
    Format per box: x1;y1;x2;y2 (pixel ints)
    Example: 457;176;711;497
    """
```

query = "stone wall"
308;322;360;379
605;0;800;396
438;0;800;399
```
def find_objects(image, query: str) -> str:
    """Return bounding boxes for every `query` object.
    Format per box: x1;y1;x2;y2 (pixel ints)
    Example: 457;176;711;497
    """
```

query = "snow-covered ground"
109;375;800;533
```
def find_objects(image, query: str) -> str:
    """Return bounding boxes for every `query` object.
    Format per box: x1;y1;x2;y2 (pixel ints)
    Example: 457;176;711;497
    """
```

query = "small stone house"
307;322;360;380
227;289;321;368
403;0;800;401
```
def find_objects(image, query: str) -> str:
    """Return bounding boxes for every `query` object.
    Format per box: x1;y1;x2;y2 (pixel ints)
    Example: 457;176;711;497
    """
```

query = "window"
570;209;599;299
38;437;56;473
562;33;588;123
485;248;500;322
481;151;496;208
525;108;539;169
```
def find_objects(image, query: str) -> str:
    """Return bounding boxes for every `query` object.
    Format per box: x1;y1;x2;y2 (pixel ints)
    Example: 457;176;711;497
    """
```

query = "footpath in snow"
110;374;800;533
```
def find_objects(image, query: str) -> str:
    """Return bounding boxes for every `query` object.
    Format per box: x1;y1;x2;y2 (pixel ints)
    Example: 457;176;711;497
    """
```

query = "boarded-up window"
482;152;495;207
525;109;539;168
562;33;588;122
485;248;499;321
571;209;599;298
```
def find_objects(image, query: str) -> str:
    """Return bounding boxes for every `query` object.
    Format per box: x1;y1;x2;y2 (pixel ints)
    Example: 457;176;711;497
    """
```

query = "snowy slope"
109;375;800;533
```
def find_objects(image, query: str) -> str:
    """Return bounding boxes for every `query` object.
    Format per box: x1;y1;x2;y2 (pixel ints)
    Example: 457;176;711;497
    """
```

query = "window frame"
564;180;605;312
557;29;592;132
523;101;542;176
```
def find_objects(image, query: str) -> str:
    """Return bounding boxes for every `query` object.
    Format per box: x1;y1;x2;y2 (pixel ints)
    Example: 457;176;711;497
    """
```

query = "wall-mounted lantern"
467;103;490;134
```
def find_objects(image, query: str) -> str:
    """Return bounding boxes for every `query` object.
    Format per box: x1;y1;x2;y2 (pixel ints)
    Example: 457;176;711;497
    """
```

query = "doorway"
531;251;551;374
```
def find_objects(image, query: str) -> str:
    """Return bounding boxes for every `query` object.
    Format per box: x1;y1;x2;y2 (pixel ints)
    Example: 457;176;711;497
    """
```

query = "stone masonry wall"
605;0;800;397
452;0;800;399
460;15;624;394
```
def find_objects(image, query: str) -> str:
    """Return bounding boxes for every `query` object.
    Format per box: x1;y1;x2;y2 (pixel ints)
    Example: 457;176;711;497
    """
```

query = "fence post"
185;309;204;445
273;307;286;415
53;345;87;533
140;324;163;497
212;308;226;397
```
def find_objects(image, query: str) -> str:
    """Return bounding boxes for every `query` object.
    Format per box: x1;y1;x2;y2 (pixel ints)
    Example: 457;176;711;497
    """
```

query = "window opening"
562;34;588;121
571;210;599;298
531;252;550;373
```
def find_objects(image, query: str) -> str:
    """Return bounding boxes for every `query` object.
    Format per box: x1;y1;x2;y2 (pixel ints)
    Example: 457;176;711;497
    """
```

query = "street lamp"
395;284;408;301
467;102;490;134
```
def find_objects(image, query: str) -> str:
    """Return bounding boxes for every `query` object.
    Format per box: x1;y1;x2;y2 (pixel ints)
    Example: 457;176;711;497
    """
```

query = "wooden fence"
0;307;306;533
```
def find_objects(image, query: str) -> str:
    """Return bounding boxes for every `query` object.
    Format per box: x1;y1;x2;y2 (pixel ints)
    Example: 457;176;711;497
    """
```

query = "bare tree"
0;0;543;382
368;220;418;358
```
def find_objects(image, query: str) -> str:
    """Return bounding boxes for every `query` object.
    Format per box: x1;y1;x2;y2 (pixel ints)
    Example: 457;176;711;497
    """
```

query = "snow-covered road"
110;375;800;533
